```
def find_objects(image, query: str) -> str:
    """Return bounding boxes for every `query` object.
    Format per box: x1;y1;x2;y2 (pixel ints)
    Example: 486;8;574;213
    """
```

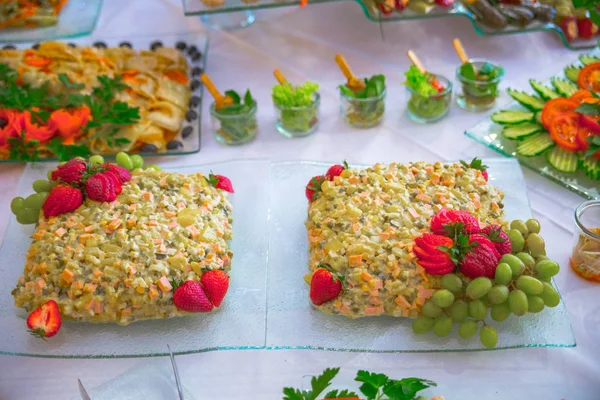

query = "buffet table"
0;0;599;398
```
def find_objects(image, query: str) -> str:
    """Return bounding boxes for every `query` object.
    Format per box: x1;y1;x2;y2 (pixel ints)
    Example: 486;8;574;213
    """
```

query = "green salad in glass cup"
210;89;258;146
339;74;386;128
456;59;504;111
404;66;452;124
272;81;320;137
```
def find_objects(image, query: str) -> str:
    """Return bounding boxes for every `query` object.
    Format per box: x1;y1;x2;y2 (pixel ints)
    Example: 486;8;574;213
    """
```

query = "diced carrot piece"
84;225;94;232
85;299;95;311
395;294;411;309
127;218;136;228
157;276;172;292
361;271;372;281
148;220;158;226
32;231;45;240
55;228;67;238
149;285;159;300
62;269;74;283
36;279;46;289
142;192;154;201
369;289;379;297
168;220;178;229
349;254;363;267
72;280;84;290
407;207;420;219
136;286;145;294
108;219;122;230
364;305;384;315
93;269;103;277
129;203;137;212
94;301;103;314
370;279;383;289
83;283;97;293
153;238;163;245
79;233;92;244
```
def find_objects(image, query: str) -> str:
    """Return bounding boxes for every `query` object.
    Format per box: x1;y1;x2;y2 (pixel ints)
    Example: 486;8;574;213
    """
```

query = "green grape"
508;289;528;316
89;155;105;165
536;255;549;262
468;299;488;320
466;277;492;299
516;275;543;295
479;294;489;306
526;233;546;257
488;285;509;304
510;220;529;236
130;154;144;169
422;301;442;318
479;325;498;349
32;180;51;193
516;252;536;269
24;193;46;210
535;260;560;279
10;197;26;215
491;302;511;322
16;212;32;225
431;289;455;308
116;152;134;171
526;219;541;234
458;320;479;339
47;170;54;180
540;282;560;307
508;229;525;253
527;295;545;313
145;164;161;171
500;254;525;278
412;316;435;334
494;263;513;285
441;274;462;293
450;300;468;322
433;315;453;337
24;208;40;223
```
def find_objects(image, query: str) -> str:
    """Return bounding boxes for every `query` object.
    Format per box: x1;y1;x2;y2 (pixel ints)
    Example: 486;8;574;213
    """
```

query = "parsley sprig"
439;222;477;266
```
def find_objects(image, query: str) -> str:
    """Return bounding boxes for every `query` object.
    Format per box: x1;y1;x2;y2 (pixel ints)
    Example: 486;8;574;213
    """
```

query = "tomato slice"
570;89;594;104
579;113;600;133
578;62;600;92
549;111;582;151
541;98;579;129
577;125;597;150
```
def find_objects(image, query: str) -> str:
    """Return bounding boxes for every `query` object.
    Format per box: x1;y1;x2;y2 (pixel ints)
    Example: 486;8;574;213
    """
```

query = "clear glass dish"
0;32;209;163
339;87;386;128
406;74;452;123
0;0;103;43
456;59;504;112
274;93;320;138
210;103;259;145
570;200;600;283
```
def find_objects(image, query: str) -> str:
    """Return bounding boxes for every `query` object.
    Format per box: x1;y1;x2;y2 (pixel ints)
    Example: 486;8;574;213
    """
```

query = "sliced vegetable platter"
465;51;600;200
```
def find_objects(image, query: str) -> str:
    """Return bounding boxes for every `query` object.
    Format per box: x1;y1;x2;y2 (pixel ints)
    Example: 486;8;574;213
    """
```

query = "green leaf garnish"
283;367;340;400
272;81;319;108
404;66;437;96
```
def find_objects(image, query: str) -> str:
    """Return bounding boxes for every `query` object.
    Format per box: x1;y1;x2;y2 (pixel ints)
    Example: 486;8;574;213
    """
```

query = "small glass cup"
210;102;258;146
274;93;320;138
571;200;600;282
339;87;386;128
406;75;452;124
456;59;505;112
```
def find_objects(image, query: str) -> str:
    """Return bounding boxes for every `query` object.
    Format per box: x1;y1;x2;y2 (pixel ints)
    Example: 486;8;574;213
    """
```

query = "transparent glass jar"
339;87;386;128
274;93;320;138
210;102;258;146
571;200;600;282
456;59;504;112
406;75;452;124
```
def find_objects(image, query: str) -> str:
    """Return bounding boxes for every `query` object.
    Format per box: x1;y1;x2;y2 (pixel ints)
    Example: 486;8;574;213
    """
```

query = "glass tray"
0;158;575;358
0;32;209;163
0;0;103;43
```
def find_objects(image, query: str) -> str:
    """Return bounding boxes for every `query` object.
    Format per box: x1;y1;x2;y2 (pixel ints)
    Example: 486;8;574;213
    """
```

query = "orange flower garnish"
21;110;57;143
50;107;90;144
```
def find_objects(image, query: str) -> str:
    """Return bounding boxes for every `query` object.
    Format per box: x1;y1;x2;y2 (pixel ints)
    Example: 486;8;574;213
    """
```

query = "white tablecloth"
1;0;599;398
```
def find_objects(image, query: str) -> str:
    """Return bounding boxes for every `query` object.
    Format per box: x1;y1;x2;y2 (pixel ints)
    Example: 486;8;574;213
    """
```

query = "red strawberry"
102;170;123;195
414;246;450;263
325;160;349;180
51;158;86;184
430;208;480;236
414;233;454;254
86;172;119;202
200;269;229;308
42;184;83;218
26;300;62;339
459;234;501;278
208;172;234;193
106;164;132;183
305;175;326;202
310;265;343;306
481;224;512;256
460;157;488;182
172;280;214;313
416;259;455;275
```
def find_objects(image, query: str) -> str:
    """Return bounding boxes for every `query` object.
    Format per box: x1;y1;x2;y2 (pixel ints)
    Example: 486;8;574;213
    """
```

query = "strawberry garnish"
26;300;62;340
430;209;480;236
414;233;456;275
200;269;229;308
458;234;501;279
416;259;455;275
42;184;83;218
325;160;349;180
481;224;512;256
460;157;488;182
50;158;86;184
102;170;124;195
310;264;343;306
86;172;119;202
305;175;326;202
105;164;132;183
208;172;234;193
172;280;214;313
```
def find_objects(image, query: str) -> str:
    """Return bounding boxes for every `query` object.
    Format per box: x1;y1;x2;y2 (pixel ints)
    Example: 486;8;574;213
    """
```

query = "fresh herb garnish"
340;74;386;99
439;223;477;265
273;81;319;108
460;157;488;173
283;367;341;400
214;89;258;143
217;89;256;115
404;66;437;96
585;135;600;157
8;131;40;162
47;138;92;162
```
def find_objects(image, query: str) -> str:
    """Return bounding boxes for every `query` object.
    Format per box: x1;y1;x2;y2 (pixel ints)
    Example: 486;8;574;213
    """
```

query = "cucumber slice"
491;110;535;125
502;123;543;140
535;111;543;126
578;54;600;66
580;156;600;180
551;77;578;97
529;79;561;100
564;64;582;84
546;146;579;172
516;133;555;157
507;88;546;111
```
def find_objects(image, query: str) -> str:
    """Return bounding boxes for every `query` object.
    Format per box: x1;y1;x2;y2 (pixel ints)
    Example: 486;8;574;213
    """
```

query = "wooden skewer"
406;50;426;73
335;54;366;92
200;74;233;110
273;69;287;85
453;38;469;64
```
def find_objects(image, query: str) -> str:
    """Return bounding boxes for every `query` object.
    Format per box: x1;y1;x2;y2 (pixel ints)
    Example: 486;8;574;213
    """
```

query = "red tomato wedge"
549;112;582;151
570;89;594;104
577;125;596;150
540;98;579;129
578;62;600;92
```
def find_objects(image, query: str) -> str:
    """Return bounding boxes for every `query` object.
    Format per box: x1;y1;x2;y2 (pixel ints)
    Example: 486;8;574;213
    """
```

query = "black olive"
67;43;77;48
32;43;40;50
141;143;158;153
191;66;202;76
150;41;163;51
185;110;198;122
190;80;201;90
187;45;198;56
166;140;183;150
2;45;16;50
189;96;200;107
175;41;187;51
191;53;202;62
93;41;107;49
181;126;194;139
119;41;132;49
0;118;8;129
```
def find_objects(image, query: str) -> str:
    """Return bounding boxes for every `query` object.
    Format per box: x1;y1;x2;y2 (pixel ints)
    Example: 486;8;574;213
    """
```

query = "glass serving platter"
0;0;103;43
0;32;209;163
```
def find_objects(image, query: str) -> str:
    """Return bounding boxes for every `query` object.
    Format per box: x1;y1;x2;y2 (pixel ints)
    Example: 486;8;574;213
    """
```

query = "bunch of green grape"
412;218;561;349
